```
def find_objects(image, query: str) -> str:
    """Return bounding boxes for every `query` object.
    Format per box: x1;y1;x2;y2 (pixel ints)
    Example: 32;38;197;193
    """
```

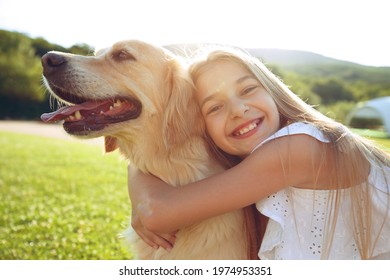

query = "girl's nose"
230;102;249;118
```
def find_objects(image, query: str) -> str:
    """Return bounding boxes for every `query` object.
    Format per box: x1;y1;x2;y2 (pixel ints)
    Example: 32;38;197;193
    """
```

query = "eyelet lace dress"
251;122;390;259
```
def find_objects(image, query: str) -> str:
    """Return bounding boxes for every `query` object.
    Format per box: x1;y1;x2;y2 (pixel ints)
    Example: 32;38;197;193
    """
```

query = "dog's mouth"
41;97;142;135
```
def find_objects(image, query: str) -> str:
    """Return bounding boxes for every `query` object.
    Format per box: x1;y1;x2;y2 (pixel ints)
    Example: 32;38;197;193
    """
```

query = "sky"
0;0;389;67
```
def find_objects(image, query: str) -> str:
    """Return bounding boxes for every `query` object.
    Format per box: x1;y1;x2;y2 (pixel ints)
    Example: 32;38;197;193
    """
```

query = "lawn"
0;131;133;259
352;128;390;152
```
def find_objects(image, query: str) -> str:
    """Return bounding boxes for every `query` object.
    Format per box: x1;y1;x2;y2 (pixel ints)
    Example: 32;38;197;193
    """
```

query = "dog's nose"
41;52;67;76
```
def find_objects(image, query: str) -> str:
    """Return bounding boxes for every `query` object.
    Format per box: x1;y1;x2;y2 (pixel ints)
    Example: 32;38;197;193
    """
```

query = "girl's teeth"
237;122;257;135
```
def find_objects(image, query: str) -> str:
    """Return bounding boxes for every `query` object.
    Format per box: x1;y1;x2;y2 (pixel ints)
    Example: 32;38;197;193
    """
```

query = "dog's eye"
112;50;136;61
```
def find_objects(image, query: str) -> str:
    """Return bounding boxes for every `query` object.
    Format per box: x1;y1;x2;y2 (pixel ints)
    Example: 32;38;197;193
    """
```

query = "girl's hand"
128;165;178;251
131;204;177;251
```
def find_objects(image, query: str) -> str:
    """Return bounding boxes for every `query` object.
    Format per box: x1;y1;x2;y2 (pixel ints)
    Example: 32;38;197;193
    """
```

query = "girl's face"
195;60;280;158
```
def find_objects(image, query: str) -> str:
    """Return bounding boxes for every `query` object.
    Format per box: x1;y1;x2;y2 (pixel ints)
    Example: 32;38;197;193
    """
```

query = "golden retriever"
40;40;249;259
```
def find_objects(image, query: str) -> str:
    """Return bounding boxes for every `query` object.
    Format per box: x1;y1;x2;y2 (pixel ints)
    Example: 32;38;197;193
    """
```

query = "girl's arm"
128;166;177;251
130;134;335;233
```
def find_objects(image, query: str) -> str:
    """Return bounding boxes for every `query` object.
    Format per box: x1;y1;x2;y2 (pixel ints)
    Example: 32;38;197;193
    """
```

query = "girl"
129;46;390;259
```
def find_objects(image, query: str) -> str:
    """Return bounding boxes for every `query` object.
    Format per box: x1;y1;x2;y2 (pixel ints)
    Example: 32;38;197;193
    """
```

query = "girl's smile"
230;117;263;138
195;60;280;157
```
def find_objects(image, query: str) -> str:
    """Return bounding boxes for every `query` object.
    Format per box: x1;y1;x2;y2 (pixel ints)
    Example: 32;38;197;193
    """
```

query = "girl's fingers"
158;232;177;249
136;231;160;249
135;229;175;251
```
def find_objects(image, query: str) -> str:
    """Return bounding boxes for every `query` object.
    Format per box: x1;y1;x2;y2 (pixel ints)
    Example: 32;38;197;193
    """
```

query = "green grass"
0;131;133;260
351;128;390;152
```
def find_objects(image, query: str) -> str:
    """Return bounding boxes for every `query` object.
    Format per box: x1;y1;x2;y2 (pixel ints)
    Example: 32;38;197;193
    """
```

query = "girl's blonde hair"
189;46;390;259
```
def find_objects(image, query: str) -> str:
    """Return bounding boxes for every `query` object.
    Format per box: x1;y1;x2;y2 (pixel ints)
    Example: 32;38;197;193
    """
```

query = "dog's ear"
162;59;204;149
104;136;119;153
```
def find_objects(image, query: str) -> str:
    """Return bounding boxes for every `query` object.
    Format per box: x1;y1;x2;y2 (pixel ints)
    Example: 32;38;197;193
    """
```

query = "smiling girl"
129;47;390;259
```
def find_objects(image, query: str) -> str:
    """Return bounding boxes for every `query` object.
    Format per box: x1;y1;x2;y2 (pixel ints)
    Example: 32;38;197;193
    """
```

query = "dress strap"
251;122;330;153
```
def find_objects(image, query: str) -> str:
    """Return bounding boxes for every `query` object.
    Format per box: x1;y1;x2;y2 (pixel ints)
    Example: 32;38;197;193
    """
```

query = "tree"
69;43;94;55
0;30;95;119
31;37;68;57
282;72;322;106
32;38;93;57
311;78;354;104
0;30;48;119
0;30;43;101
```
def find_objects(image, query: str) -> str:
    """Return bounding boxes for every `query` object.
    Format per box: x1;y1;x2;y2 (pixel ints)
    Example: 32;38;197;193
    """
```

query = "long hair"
189;46;390;259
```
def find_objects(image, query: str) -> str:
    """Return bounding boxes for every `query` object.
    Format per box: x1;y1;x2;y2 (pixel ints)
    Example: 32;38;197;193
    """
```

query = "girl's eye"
241;86;257;96
207;104;223;115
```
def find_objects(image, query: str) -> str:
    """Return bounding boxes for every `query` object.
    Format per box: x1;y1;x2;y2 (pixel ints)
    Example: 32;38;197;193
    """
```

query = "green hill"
248;48;390;86
167;43;390;87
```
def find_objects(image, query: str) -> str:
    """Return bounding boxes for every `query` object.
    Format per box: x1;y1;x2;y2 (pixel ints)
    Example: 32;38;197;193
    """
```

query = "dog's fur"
41;40;249;259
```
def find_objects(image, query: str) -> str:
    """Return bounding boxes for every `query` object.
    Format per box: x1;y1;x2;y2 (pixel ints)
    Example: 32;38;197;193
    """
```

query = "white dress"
251;122;390;259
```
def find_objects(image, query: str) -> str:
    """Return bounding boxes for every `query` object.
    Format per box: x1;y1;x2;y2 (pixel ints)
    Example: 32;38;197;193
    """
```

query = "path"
0;120;104;146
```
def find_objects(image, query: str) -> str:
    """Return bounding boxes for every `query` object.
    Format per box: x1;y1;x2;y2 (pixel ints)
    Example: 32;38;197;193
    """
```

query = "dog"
41;40;251;259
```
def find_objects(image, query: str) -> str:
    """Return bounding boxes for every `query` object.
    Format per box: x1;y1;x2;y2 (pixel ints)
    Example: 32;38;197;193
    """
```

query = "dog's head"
41;40;203;154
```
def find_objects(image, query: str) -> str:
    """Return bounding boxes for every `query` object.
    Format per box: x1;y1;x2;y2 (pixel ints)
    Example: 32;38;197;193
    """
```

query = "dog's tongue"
41;100;112;123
